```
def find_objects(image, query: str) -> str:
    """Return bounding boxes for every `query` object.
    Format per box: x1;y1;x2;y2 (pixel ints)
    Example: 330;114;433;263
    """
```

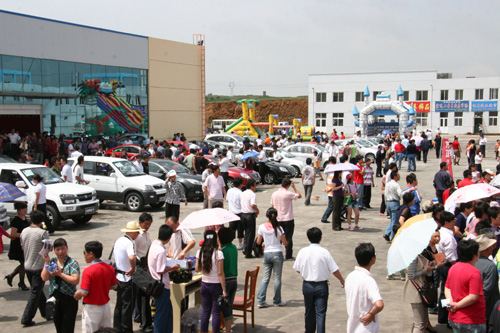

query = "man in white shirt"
60;156;73;183
134;213;153;331
240;179;259;258
383;170;414;241
113;221;143;333
74;156;89;185
133;155;144;172
294;227;344;333
71;146;83;158
201;165;213;209
203;165;226;208
226;177;245;249
258;145;267;179
479;134;488;158
212;144;219;158
329;141;339;158
123;136;133;145
256;135;263;147
227;146;235;163
219;150;230;190
273;147;283;162
345;243;384;333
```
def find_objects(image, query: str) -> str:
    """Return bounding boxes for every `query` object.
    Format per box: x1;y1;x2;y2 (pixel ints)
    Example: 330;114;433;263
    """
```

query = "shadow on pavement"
0;315;18;322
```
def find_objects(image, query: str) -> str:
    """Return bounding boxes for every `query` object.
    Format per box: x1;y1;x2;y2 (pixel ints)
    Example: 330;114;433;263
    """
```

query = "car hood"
266;161;293;169
177;173;202;181
47;182;95;194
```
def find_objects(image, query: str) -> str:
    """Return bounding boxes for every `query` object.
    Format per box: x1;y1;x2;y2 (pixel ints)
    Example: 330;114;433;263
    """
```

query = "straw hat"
475;234;497;252
120;221;144;233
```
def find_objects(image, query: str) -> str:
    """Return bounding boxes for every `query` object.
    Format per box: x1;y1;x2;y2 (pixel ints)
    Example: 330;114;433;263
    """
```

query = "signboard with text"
407;101;430;113
435;101;469;112
471;101;498;112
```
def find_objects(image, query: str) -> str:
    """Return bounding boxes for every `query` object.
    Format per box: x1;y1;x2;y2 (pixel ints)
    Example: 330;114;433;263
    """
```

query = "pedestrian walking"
203;165;226;208
226;177;245;249
164;170;187;219
301;158;315;206
218;227;238;333
240;179;259;259
5;201;30;291
313;151;323;180
407;139;417;172
32;174;55;233
134;213;153;332
375;145;384;177
353;157;365;210
433;162;452;204
363;159;374;209
320;157;337;223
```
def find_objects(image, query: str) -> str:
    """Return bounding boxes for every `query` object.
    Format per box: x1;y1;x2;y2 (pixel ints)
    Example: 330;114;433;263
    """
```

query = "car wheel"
292;166;300;178
72;215;93;224
365;153;375;163
125;192;145;212
263;172;276;185
150;202;165;209
46;204;61;230
226;178;235;189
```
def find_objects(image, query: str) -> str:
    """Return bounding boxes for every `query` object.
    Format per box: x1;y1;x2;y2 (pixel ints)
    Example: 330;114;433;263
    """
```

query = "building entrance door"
0;105;41;134
474;112;483;134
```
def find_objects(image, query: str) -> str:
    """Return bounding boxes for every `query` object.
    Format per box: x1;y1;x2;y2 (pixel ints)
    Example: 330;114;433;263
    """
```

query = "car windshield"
280;150;295;158
356;140;373;148
155;161;189;174
113;161;144;177
21;167;63;185
230;135;244;142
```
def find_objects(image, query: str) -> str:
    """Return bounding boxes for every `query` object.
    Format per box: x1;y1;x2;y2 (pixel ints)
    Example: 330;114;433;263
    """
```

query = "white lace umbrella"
178;208;240;230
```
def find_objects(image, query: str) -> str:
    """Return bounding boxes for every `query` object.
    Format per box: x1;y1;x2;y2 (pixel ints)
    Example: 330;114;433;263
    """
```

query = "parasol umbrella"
392;213;432;240
444;183;500;212
387;217;438;275
0;182;26;202
178;208;240;230
239;151;259;161
324;163;360;174
490;175;500;188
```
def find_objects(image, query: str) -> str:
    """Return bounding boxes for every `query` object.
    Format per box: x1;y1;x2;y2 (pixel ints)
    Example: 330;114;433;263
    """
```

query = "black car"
148;159;204;202
251;157;294;185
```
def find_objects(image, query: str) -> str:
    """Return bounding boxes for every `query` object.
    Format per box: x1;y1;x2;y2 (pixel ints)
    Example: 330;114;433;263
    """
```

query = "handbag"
133;266;164;297
410;277;437;308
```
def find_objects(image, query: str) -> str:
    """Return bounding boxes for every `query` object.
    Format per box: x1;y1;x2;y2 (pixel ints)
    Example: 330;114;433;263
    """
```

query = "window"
454;112;463;126
416;90;428;101
315;113;327;127
355;92;364;102
332;113;344;127
439;112;448;127
475;89;484;100
416;112;428;127
489;111;498;126
455;89;464;100
332;92;344;102
403;91;409;101
316;92;326;102
440;90;449;101
490;88;499;100
373;91;381;100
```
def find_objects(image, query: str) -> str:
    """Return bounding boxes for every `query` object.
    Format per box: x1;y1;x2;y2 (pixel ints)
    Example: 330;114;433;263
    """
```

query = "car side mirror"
110;173;117;178
15;180;27;189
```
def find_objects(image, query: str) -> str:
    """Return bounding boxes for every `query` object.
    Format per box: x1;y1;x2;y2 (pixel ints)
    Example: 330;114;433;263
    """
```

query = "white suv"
68;156;166;212
204;133;244;149
0;163;99;229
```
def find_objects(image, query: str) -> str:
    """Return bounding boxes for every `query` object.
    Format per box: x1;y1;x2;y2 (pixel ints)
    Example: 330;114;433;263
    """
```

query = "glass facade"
0;54;148;136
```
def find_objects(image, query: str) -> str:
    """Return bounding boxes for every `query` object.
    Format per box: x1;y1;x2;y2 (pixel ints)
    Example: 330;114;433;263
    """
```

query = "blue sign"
435;101;469;112
471;101;498;112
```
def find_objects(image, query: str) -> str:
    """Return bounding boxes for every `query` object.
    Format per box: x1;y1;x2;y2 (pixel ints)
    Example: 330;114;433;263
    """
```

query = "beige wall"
148;37;203;140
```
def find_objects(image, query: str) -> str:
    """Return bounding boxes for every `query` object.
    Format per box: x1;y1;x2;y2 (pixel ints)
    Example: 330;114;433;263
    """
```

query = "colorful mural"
78;79;147;135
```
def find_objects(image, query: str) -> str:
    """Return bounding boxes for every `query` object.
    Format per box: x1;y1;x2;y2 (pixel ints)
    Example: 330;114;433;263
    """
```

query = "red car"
204;156;261;188
166;141;191;153
105;145;142;160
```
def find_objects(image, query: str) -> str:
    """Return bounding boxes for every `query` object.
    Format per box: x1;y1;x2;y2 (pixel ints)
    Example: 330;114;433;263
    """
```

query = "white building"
308;70;500;136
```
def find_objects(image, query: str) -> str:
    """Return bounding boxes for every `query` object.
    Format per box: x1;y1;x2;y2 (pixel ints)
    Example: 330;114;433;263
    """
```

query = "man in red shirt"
74;241;118;333
394;139;405;170
458;170;475;188
353;157;365;210
445;239;486;331
452;137;462;165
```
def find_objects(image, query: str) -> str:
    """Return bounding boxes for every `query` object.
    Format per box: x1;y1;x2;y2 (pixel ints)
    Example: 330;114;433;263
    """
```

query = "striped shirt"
363;165;374;186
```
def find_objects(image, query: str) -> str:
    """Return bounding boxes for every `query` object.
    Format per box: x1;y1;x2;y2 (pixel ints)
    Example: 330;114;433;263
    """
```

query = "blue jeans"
321;196;333;221
448;321;486;333
356;183;364;209
257;252;284;305
153;289;173;333
303;281;329;333
385;200;400;240
407;154;416;171
396;152;403;169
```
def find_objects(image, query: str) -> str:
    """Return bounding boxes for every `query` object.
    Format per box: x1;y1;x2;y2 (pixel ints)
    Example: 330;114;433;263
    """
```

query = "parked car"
105;144;142;160
148;159;204;202
247;157;294;185
0;163;99;229
205;133;244;149
68;156;166;212
117;134;148;145
263;148;306;178
334;139;378;163
283;143;329;169
204;156;261;188
189;140;228;152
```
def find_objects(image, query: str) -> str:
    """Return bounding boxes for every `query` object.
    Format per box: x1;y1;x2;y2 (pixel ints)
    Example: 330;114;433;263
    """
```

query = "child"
344;174;360;230
313;151;323;181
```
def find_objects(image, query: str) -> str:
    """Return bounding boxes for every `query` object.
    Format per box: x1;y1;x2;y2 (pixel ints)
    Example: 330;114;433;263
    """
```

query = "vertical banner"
441;138;454;179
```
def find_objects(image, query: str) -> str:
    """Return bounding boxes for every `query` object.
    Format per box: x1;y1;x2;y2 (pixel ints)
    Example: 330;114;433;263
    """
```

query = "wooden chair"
232;266;260;333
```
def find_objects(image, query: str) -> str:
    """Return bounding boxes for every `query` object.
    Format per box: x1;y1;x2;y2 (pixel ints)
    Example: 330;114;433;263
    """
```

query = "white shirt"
74;165;85;184
227;150;235;163
170;228;195;259
256;138;263;146
226;187;242;214
135;230;151;258
71;151;83;158
204;174;225;200
240;189;257;213
61;164;73;183
196;249;224;283
475;153;482;164
212;148;219;157
133;160;144;172
329;145;339;158
293;244;339;282
114;235;136;282
480;137;488;145
67;143;74;153
35;182;47;205
345;267;383;333
258;150;267;162
273;151;283;162
385;179;405;202
220;157;229;172
436;227;458;263
124;139;133;145
7;132;21;144
258;223;284;253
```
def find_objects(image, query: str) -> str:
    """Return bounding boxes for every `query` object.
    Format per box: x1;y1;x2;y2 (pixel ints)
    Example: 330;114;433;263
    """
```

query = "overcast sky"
1;0;499;96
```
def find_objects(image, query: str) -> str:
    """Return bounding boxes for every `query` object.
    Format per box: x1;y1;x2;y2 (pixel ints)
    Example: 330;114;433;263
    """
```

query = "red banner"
408;101;431;113
441;138;454;179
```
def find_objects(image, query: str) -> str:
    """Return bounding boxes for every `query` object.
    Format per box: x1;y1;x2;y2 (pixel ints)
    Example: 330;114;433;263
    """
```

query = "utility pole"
229;82;235;100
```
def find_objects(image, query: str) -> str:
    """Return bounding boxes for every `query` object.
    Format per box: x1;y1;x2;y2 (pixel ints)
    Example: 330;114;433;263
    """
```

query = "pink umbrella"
178;208;240;230
445;183;500;210
324;163;360;174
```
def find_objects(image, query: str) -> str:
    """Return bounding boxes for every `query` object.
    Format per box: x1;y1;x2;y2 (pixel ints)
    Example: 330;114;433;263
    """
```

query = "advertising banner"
407;101;431;113
471;101;498;112
435;101;469;112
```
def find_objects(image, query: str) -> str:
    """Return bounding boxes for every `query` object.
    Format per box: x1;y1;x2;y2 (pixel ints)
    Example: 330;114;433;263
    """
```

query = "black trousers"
279;220;294;259
436;190;445;204
165;203;180;219
36;203;54;233
363;185;372;208
221;171;229;191
376;161;382;177
332;194;343;231
229;213;243;239
422;149;429;163
133;285;152;330
241;213;256;258
438;264;451;324
380;194;386;214
54;293;78;333
21;270;47;325
114;280;134;333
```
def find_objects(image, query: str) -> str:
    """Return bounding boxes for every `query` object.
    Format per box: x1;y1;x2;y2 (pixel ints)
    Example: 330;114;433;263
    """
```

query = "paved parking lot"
0;135;499;332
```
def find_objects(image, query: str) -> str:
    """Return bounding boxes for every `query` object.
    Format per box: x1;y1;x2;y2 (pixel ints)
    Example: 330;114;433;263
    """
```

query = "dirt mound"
206;99;308;126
